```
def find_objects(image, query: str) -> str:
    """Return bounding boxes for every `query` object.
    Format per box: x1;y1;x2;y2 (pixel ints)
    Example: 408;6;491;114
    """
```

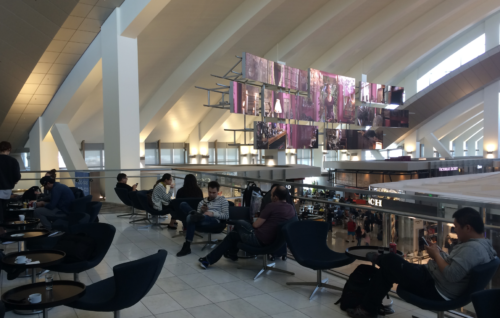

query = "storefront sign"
368;198;382;207
477;165;482;169
438;167;458;171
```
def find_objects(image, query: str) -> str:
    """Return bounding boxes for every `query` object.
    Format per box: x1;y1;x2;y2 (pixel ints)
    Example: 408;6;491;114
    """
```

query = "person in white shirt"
151;173;177;229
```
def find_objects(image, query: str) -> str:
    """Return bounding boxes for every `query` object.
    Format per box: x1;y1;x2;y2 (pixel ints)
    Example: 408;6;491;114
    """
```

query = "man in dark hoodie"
347;207;497;318
0;141;21;223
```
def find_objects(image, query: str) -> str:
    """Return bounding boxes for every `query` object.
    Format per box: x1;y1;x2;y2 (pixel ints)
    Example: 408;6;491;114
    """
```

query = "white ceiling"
3;0;500;150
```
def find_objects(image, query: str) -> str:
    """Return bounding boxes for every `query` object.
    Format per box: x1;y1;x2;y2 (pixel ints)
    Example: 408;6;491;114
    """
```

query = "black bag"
335;265;377;311
22;186;41;201
242;182;261;207
54;232;97;263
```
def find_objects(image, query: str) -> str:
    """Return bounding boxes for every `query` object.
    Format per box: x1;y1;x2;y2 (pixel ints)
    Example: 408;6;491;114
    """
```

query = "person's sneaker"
223;252;238;261
366;252;380;265
199;257;209;269
176;242;191;257
346;306;377;318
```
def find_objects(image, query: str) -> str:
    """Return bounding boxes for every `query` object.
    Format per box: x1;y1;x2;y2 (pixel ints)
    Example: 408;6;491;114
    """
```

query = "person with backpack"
346;217;356;243
344;208;497;318
151;173;176;230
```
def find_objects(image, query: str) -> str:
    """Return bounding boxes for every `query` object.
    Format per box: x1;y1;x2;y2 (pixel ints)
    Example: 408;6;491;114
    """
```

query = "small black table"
345;246;404;261
1;219;40;230
2;281;86;318
2;250;65;284
1;229;50;253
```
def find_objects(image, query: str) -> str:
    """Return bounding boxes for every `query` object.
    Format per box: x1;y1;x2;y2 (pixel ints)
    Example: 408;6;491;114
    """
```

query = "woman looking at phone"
152;173;177;229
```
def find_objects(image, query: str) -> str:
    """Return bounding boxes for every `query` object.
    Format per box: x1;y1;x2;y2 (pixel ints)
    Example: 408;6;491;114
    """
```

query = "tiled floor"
1;211;437;318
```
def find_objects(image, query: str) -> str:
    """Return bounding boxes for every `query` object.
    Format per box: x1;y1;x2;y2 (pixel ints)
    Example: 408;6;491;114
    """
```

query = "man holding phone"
347;208;497;318
176;181;229;257
115;173;137;191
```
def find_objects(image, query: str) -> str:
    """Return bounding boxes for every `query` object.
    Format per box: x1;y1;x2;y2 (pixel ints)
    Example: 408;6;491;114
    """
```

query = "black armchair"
472;289;500;318
67;250;167;318
397;257;500;318
283;220;354;299
136;192;170;230
237;217;297;280
114;188;145;219
87;202;102;223
42;223;116;281
128;191;150;224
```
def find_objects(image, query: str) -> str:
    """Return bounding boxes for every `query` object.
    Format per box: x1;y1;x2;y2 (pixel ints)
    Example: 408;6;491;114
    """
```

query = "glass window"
173;149;184;164
85;150;102;167
161;149;172;164
417;34;485;92
297;149;311;165
217;148;225;163
208;148;216;164
365;151;376;161
226;148;238;165
21;153;30;170
145;149;158;165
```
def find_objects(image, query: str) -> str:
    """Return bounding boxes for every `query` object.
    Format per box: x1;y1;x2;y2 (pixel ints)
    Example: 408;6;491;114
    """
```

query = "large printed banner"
325;129;383;151
242;52;308;92
254;121;318;150
231;81;409;127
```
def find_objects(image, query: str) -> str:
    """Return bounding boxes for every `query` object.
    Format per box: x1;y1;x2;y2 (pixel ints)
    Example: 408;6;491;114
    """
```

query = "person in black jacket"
0;141;21;222
115;173;137;191
176;174;203;199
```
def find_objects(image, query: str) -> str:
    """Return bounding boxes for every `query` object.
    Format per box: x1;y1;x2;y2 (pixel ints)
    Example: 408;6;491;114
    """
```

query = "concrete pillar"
29;118;59;180
483;81;500;158
101;10;141;203
51;124;88;171
485;12;500;51
423;133;452;158
476;137;484;156
313;148;323;169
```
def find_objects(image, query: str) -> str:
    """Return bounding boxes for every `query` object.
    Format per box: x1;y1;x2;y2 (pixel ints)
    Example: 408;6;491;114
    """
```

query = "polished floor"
0;211;439;318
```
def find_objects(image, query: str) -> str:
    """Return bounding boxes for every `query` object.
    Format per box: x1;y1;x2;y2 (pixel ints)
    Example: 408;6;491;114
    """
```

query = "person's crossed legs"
355;253;444;317
34;207;64;230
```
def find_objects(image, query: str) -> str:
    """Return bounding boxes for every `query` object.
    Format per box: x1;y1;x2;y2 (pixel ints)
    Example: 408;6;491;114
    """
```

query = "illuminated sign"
368;198;382;207
438;167;458;171
477;165;483;169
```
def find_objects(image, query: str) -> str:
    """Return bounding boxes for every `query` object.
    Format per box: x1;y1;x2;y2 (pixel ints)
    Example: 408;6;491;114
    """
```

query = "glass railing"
17;167;499;317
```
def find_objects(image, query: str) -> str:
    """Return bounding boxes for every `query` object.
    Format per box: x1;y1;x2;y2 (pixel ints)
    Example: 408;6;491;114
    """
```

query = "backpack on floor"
335;264;377;311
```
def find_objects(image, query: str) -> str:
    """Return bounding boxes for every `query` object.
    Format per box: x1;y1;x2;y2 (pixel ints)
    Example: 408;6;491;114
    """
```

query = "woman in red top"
346;217;356;243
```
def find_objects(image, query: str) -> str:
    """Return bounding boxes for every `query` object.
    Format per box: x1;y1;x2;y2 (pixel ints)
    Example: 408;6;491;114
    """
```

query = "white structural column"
464;129;483;155
423;133;452;158
476;137;484;156
440;118;483;153
404;131;420;158
101;9;141;203
483;80;500;158
50;124;88;171
188;124;208;163
454;126;484;157
485;11;500;50
29;118;59;179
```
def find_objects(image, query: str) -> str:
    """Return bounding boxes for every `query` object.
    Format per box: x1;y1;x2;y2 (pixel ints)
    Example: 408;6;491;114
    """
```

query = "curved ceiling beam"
138;0;285;142
311;0;433;72
372;0;500;83
348;0;475;81
263;0;369;62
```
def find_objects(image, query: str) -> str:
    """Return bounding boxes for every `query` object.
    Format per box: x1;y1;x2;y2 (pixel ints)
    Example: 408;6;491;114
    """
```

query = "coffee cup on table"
19;215;25;221
28;293;42;304
15;255;27;264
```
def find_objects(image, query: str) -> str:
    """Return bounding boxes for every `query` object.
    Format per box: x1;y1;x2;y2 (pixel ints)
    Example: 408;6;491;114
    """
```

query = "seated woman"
151;173;176;229
176;174;203;199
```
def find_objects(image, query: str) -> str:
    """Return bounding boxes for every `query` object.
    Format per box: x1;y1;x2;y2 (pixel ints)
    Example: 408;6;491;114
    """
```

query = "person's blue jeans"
179;202;220;242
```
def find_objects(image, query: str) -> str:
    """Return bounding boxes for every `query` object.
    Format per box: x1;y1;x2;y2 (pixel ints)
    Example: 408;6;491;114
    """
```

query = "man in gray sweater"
347;207;497;318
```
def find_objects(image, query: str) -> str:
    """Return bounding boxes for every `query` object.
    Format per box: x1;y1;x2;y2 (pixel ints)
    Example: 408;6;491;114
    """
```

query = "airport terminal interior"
1;0;500;317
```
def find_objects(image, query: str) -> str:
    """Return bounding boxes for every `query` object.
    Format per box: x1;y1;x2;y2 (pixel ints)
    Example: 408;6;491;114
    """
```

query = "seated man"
348;208;497;318
34;176;75;230
115;173;137;191
176;181;229;257
198;186;295;269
